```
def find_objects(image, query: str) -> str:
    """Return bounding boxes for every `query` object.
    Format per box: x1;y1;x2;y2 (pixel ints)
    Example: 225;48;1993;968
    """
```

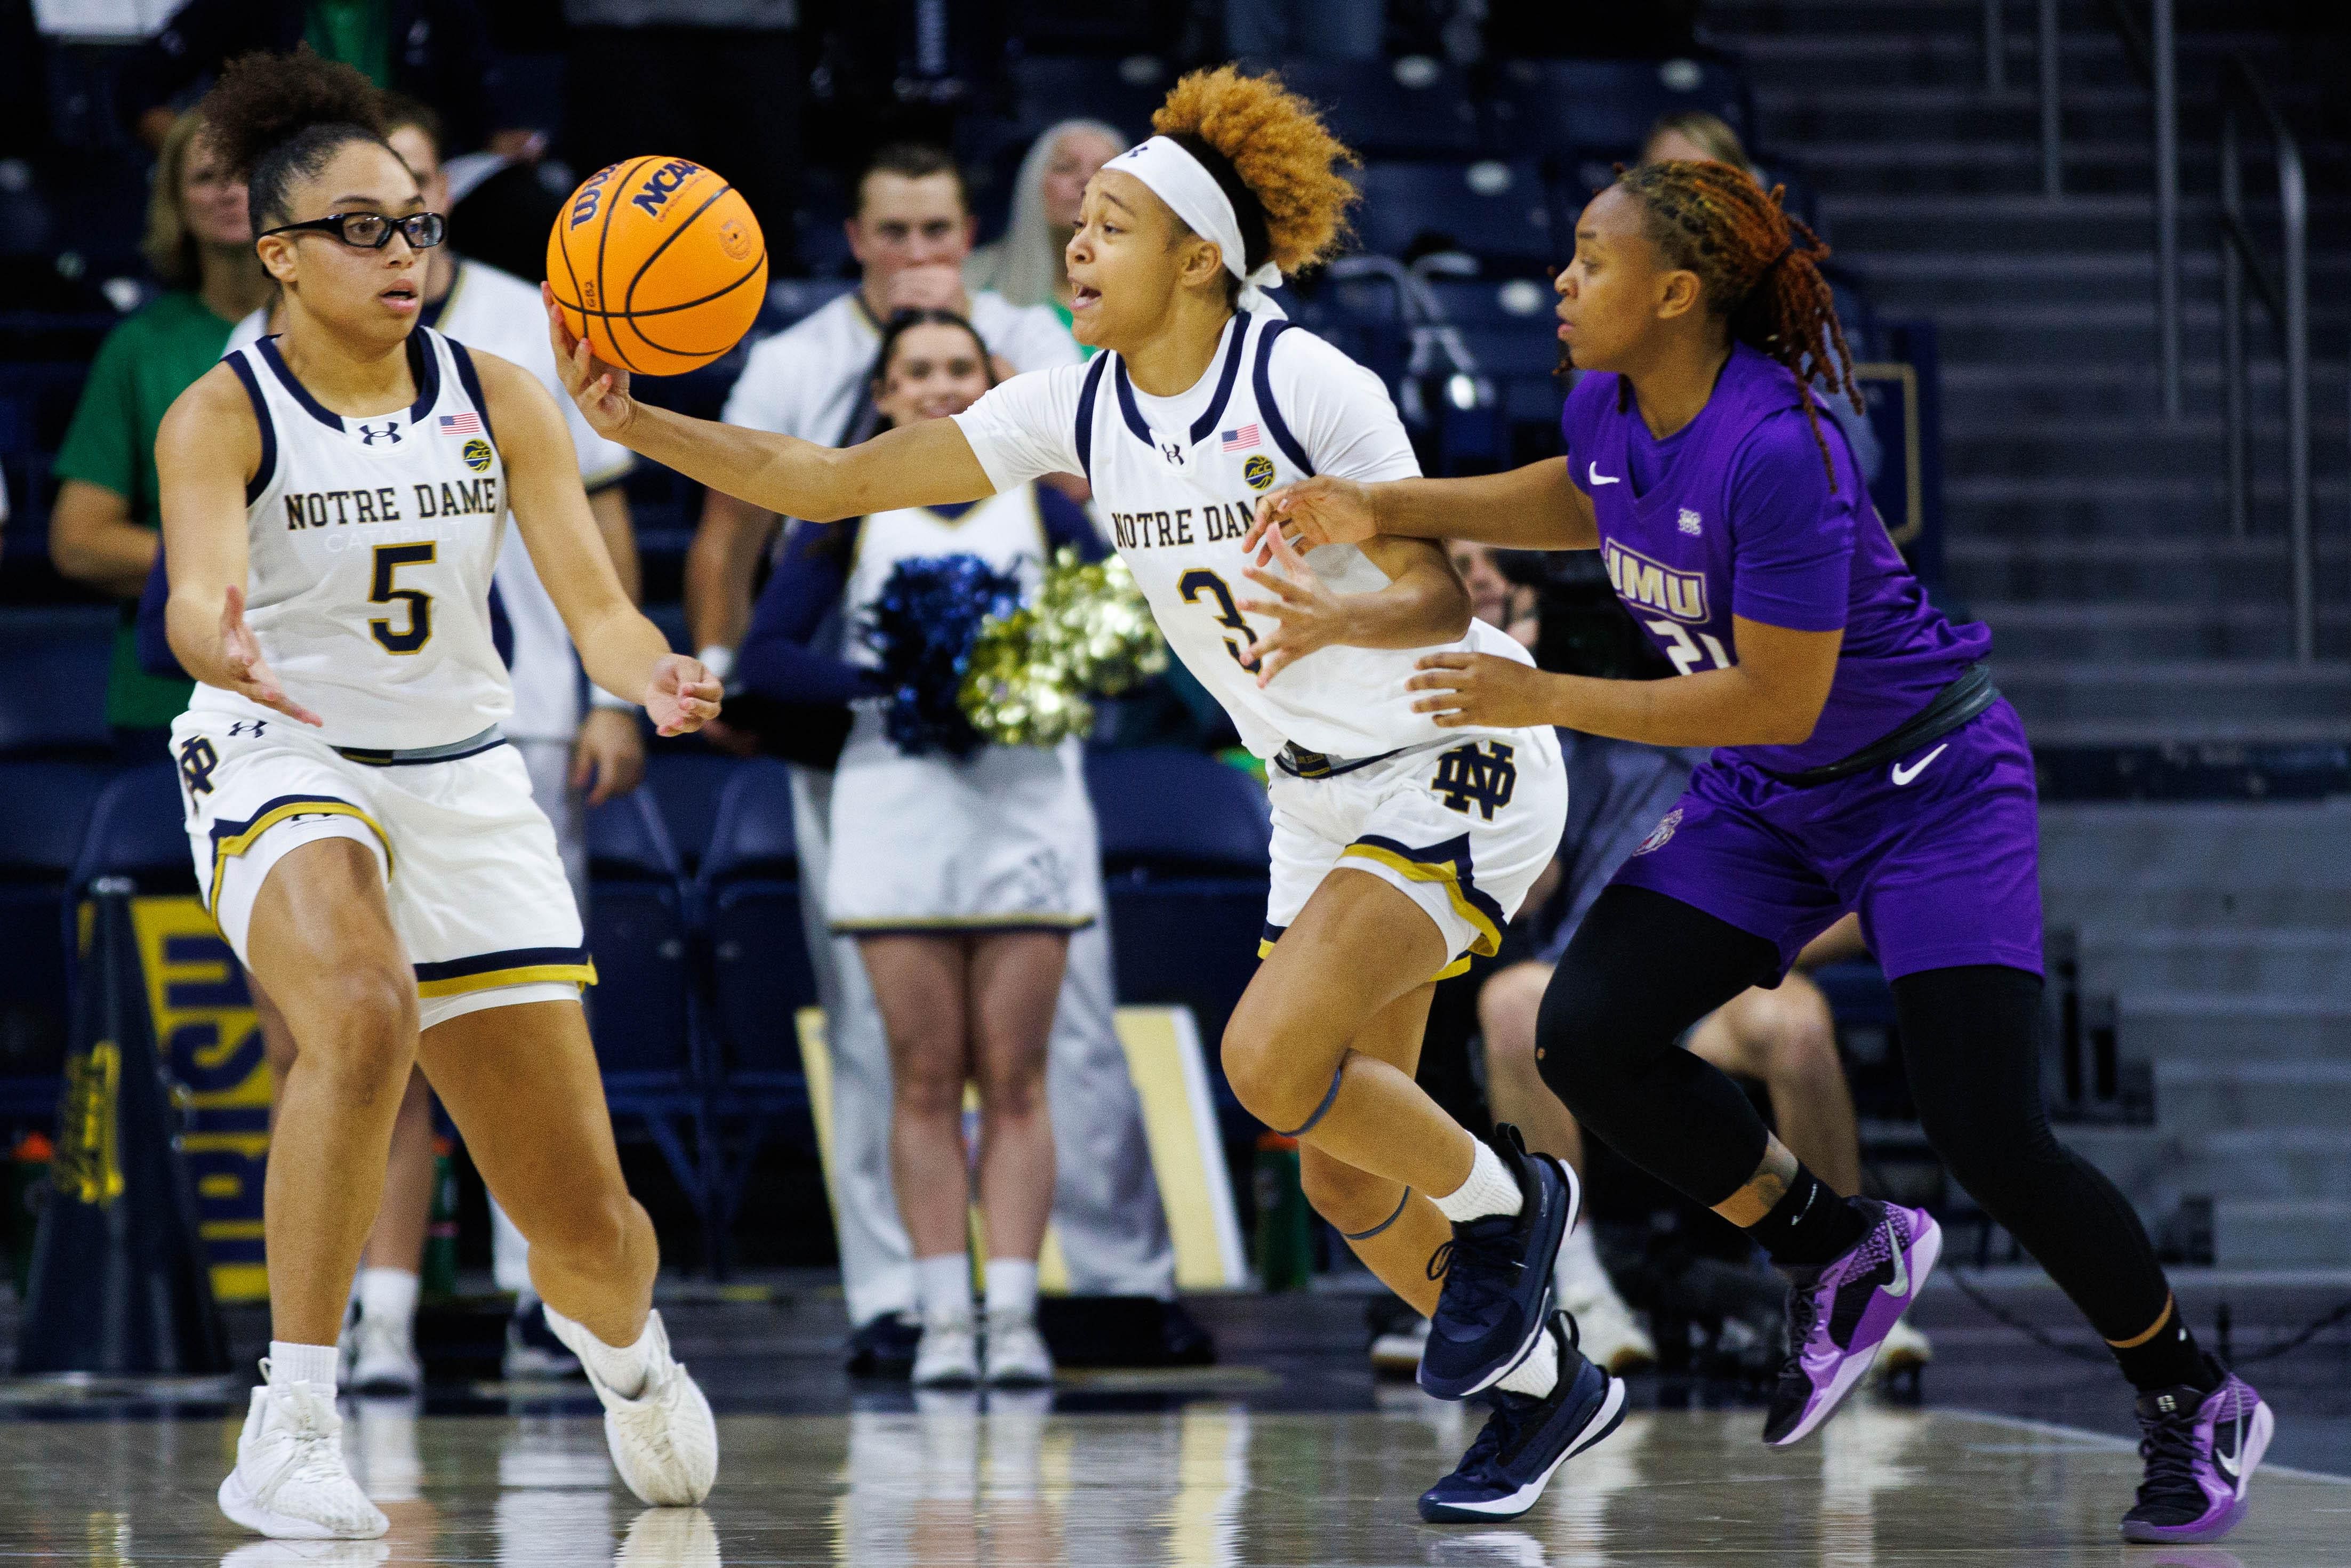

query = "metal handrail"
2215;53;2314;658
1986;0;2181;415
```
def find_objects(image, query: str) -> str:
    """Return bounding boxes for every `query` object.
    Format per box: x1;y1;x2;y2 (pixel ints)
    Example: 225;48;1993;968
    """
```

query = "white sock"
544;1306;656;1400
357;1267;420;1330
914;1252;975;1327
984;1258;1039;1322
1553;1219;1611;1304
1496;1329;1559;1400
1431;1141;1525;1224
269;1340;340;1390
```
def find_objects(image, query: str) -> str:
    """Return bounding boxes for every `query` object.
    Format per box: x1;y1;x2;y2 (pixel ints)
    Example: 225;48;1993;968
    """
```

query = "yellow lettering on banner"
55;1041;123;1207
130;896;270;1300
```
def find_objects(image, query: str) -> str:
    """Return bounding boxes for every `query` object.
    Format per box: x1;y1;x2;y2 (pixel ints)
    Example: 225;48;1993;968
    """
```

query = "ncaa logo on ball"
462;438;493;473
1242;454;1277;492
630;159;701;220
1633;808;1682;856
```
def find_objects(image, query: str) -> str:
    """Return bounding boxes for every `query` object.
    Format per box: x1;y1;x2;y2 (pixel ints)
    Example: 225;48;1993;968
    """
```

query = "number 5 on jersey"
370;543;436;654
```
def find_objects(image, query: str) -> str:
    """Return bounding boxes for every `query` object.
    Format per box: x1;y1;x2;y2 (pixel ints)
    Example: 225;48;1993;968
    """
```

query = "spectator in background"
117;0;531;157
1639;112;1881;484
737;311;1109;1388
965;119;1126;347
561;0;803;270
1226;0;1384;59
49;111;268;761
697;145;1186;1376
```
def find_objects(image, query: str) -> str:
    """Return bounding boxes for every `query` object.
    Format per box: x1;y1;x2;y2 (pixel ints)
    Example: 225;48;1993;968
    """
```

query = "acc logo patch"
1633;808;1683;856
1242;453;1277;492
462;438;494;473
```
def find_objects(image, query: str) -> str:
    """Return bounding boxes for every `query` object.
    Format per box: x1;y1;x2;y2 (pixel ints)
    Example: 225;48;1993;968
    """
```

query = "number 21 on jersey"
1644;618;1731;676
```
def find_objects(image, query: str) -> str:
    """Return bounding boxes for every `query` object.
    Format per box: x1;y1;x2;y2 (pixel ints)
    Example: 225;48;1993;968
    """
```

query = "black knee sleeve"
1530;886;1784;1204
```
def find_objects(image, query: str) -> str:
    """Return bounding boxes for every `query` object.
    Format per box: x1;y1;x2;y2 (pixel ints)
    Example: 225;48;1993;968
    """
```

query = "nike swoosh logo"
1890;743;1949;787
1587;462;1620;486
1882;1221;1910;1298
2216;1405;2244;1485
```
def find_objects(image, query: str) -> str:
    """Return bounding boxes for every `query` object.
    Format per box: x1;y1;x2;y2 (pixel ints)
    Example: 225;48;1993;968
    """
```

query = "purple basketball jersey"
1560;344;1989;773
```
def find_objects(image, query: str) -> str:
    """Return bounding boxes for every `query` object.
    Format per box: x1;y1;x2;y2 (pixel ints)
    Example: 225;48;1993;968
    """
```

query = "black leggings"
1537;884;2174;1345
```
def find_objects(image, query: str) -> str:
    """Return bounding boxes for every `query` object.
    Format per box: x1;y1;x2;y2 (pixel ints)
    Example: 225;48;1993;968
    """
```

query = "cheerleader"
736;310;1106;1387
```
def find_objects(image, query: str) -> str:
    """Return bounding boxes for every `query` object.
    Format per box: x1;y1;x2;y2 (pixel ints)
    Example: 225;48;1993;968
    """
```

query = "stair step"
1937;359;2348;424
1820;192;2350;254
1974;601;2351;662
2214;1200;2351;1268
1737;29;2290;94
2153;1060;2351;1133
2080;928;2351;996
1843;248;2351;309
1948;538;2351;604
2040;803;2351;930
2120;990;2351;1059
2066;1127;2351;1205
1946;475;2349;537
1994;660;2351;724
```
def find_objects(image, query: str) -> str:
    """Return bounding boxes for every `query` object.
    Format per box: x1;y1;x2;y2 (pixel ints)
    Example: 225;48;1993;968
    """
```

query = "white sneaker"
911;1316;980;1388
549;1308;719;1506
216;1373;390;1539
981;1310;1054;1388
1559;1282;1657;1375
344;1315;421;1396
1869;1315;1934;1384
1369;1315;1430;1377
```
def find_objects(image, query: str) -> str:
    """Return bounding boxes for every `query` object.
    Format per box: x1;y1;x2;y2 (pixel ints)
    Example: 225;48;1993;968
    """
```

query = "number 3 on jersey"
1644;618;1731;676
1179;568;1261;674
370;543;436;655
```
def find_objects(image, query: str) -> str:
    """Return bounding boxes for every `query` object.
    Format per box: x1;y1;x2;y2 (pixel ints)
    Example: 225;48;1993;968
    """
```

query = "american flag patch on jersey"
1220;424;1261;452
438;412;483;436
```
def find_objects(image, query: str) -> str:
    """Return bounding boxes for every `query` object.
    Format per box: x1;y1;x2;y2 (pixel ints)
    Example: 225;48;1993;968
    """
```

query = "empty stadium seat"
1355;160;1556;270
70;761;194;895
1425;277;1559;329
641;749;744;874
1085;750;1269;1070
1489;57;1755;163
696;758;817;1084
1267;55;1482;159
1008;54;1170;140
0;759;116;1090
0;608;116;760
583;789;695;1088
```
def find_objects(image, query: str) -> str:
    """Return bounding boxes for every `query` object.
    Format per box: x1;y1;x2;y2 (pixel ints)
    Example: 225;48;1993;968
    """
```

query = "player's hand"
569;705;647;806
1246;475;1379;561
643;653;723;737
544;282;636;440
882;263;969;315
1238;525;1351;687
1408;651;1560;729
217;584;322;726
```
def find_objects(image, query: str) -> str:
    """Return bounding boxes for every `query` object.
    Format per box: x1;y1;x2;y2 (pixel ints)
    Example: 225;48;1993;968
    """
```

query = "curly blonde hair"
1152;65;1358;277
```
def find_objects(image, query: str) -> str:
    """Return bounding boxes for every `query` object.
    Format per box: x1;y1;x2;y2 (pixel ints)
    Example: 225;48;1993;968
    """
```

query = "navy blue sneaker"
1419;1124;1577;1400
1419;1313;1627;1523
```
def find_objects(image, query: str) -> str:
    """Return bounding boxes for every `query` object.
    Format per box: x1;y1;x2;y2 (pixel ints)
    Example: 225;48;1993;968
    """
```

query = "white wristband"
697;644;736;684
588;685;633;712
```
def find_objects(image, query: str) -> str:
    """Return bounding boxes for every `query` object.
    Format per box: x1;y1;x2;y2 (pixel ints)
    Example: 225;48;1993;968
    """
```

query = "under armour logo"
228;720;267;738
178;736;218;798
1430;741;1517;821
356;422;401;445
1161;443;1185;466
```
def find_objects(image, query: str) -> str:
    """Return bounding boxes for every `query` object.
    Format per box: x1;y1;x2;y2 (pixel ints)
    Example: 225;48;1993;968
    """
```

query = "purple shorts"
1607;698;2044;982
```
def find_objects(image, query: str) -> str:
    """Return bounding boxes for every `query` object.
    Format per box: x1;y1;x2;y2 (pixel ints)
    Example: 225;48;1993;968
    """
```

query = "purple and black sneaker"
2121;1364;2273;1543
1761;1199;1940;1446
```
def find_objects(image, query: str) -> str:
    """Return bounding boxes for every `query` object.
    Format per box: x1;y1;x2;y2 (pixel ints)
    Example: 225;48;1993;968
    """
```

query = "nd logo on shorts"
1431;741;1516;821
1634;808;1683;856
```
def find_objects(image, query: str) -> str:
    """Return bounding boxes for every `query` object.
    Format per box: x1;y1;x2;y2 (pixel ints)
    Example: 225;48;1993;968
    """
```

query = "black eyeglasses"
258;212;446;251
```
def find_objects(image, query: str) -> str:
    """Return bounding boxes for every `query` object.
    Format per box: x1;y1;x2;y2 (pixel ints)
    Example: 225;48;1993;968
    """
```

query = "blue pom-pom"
859;554;1025;758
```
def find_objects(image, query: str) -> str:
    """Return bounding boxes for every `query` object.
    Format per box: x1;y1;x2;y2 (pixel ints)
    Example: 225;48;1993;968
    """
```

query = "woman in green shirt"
50;109;273;757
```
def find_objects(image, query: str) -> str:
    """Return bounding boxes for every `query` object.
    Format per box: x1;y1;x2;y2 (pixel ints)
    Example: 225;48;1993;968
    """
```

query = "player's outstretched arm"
482;351;720;736
542;287;993;522
155;368;323;726
1248;458;1598;557
1238;529;1470;686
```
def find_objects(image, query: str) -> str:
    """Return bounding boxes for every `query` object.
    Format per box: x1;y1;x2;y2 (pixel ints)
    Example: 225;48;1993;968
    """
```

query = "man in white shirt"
693;142;1185;1370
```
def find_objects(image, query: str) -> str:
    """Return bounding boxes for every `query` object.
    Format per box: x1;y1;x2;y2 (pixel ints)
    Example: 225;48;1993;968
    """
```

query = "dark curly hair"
199;47;392;234
1614;159;1860;489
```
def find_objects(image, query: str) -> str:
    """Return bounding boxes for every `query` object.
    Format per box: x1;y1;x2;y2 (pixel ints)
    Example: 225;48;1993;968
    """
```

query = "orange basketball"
547;157;766;376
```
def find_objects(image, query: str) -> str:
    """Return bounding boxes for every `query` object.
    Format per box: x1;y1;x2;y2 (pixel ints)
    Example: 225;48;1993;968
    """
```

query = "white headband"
1103;135;1283;311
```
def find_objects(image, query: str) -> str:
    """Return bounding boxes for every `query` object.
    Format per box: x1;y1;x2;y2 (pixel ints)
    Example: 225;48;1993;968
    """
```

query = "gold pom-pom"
961;549;1168;746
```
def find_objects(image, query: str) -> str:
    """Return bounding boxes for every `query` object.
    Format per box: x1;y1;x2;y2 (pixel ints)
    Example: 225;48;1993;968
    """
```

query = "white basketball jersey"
841;488;1055;668
954;311;1531;760
191;326;512;750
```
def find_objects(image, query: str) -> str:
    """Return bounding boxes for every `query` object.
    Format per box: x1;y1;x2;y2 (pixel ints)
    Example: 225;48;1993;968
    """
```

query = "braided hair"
1613;159;1860;489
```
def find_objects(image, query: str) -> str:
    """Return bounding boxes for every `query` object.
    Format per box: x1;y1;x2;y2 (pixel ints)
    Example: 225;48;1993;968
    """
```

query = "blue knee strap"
1273;1065;1345;1139
1341;1187;1412;1242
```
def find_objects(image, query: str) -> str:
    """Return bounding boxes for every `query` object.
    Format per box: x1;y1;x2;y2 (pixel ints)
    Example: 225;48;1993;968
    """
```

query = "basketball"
546;156;766;376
